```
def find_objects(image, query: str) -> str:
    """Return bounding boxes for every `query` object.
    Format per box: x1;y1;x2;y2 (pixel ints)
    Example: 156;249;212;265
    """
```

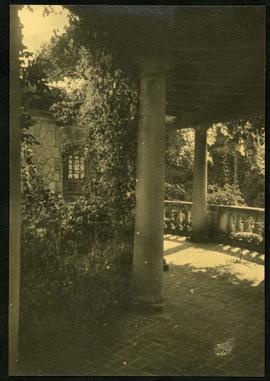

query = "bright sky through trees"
18;5;70;53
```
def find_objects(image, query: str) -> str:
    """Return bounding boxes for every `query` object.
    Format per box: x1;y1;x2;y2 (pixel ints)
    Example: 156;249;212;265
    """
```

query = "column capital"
194;125;210;133
133;56;171;77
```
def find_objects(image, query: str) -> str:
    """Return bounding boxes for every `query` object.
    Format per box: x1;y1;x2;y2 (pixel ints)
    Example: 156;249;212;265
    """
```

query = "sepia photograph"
9;4;265;376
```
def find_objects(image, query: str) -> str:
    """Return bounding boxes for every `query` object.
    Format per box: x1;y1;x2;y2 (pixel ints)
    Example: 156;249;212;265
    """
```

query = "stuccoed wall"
29;109;63;194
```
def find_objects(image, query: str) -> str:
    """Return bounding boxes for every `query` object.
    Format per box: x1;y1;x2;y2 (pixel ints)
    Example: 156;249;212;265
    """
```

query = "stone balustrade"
208;204;264;236
164;200;264;237
164;200;193;235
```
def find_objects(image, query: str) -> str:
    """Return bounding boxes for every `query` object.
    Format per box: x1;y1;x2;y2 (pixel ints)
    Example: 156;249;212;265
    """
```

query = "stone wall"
29;109;63;194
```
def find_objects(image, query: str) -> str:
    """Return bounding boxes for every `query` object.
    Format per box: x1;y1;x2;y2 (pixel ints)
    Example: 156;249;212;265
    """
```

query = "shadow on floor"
164;237;264;287
18;241;264;376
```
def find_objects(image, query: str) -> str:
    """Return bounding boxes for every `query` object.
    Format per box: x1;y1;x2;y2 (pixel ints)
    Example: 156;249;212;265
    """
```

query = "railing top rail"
164;200;192;205
164;200;264;213
208;204;264;213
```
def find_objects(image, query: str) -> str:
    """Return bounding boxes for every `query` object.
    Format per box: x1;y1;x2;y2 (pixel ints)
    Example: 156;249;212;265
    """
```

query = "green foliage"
215;232;264;254
164;183;187;201
21;120;133;319
239;164;264;207
21;160;133;319
229;231;264;251
42;28;139;227
78;50;138;223
21;22;137;320
210;231;264;254
207;184;245;206
165;129;194;201
19;45;59;155
20;48;58;110
208;120;264;207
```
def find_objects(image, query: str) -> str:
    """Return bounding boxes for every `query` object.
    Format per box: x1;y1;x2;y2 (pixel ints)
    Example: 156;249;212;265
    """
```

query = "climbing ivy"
40;24;139;238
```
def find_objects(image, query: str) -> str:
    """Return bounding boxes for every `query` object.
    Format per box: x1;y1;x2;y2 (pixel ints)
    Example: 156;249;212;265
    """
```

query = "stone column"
9;5;22;374
133;61;167;305
191;126;208;241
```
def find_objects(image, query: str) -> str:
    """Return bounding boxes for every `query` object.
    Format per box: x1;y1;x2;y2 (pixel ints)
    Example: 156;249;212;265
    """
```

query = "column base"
163;258;169;272
130;294;164;313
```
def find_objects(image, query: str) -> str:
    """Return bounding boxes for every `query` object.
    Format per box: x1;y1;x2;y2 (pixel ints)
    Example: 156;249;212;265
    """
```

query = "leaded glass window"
67;154;85;180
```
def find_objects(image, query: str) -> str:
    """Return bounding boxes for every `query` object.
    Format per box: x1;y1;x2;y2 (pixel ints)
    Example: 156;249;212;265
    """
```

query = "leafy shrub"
228;231;264;253
209;230;264;253
164;182;187;201
22;236;132;319
208;183;245;206
21;40;139;323
21;143;133;322
21;201;133;321
47;44;139;242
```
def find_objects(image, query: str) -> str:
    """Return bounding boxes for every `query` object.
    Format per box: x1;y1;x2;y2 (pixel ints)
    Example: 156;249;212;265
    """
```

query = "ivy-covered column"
10;5;22;374
133;61;167;305
191;126;209;241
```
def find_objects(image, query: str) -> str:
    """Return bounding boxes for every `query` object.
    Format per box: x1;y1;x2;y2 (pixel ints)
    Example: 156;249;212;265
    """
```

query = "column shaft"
133;66;166;304
191;127;208;240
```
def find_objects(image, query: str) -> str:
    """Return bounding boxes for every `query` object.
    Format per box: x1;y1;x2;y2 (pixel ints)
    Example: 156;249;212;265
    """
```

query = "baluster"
253;222;259;234
249;217;255;233
181;208;185;231
227;212;234;233
187;209;192;231
175;209;181;230
231;213;236;232
182;208;187;231
167;208;172;234
236;214;243;232
172;209;176;231
243;216;251;232
217;208;228;234
179;208;184;231
254;220;262;235
169;208;174;233
261;224;265;240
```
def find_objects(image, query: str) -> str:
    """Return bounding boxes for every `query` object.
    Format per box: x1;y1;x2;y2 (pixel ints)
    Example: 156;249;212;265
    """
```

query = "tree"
165;128;194;200
207;118;264;207
30;10;265;211
34;19;139;239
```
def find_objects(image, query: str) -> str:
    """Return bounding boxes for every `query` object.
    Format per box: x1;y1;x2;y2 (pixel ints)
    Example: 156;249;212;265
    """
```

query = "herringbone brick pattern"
19;237;264;376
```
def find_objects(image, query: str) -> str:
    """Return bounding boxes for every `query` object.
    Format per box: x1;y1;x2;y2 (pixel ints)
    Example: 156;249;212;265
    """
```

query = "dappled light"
164;236;264;287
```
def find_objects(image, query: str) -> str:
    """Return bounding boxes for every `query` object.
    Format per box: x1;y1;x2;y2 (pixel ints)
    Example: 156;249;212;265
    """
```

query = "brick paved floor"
19;236;264;376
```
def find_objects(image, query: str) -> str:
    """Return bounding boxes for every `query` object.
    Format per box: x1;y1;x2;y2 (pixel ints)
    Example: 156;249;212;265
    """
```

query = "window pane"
66;153;85;181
